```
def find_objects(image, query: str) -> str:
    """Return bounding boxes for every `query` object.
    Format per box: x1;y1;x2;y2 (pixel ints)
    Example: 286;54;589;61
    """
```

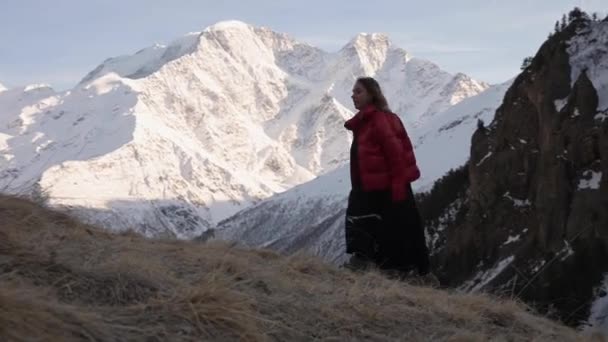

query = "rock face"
427;17;608;328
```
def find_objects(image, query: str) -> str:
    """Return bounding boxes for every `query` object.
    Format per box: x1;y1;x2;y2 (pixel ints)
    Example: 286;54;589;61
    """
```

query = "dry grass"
0;195;594;341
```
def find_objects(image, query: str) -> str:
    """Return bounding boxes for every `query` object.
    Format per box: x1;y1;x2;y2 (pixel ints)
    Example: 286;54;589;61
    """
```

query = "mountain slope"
214;81;511;262
0;21;488;238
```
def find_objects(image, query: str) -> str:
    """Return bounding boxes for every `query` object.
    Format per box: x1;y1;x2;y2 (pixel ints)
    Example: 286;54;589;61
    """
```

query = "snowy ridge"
0;20;488;238
80;33;202;83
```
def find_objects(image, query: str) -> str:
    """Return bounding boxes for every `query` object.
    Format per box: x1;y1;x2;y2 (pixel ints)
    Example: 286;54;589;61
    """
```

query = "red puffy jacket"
344;104;420;201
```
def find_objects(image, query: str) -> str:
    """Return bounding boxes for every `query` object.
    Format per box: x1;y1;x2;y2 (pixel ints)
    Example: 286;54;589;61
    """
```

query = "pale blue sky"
1;0;606;90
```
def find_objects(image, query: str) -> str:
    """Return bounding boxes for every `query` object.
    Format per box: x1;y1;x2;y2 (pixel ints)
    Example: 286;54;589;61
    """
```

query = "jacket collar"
344;104;377;131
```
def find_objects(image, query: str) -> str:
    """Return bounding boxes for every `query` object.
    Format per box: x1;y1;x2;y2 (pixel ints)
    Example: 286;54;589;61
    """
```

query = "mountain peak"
335;33;393;77
443;73;490;99
204;20;252;33
453;72;472;81
451;72;489;87
0;82;6;92
347;33;391;51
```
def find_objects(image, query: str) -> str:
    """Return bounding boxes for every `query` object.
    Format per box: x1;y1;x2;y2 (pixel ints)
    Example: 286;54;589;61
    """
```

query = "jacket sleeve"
372;113;420;202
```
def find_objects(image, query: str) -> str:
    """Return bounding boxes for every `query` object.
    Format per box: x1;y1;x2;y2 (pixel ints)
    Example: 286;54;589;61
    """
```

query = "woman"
344;77;430;278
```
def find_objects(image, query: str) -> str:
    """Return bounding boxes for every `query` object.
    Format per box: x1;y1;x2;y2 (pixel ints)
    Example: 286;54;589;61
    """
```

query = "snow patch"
554;97;568;112
503;235;521;246
427;198;463;254
476;151;493;167
559;240;575;261
586;273;608;334
578;170;602;190
503;192;531;207
463;256;515;292
531;259;546;273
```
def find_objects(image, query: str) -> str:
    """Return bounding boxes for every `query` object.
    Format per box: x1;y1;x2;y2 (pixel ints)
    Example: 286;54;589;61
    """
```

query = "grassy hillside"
0;195;590;341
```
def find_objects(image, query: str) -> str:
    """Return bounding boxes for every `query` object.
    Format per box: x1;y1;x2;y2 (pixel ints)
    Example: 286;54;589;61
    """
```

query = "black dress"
345;136;430;275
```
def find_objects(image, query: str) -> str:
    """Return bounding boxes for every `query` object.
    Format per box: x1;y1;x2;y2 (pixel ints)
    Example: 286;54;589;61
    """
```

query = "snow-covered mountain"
214;81;512;262
0;20;488;238
413;80;513;191
0;82;6;92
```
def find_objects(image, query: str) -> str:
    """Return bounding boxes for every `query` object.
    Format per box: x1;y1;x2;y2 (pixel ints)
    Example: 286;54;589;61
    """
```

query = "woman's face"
351;82;371;110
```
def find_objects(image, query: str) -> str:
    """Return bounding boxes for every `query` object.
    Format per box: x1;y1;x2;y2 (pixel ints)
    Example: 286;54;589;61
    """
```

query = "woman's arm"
372;113;420;201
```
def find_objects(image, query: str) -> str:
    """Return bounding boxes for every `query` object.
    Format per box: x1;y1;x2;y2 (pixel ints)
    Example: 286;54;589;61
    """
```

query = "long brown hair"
356;77;391;112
